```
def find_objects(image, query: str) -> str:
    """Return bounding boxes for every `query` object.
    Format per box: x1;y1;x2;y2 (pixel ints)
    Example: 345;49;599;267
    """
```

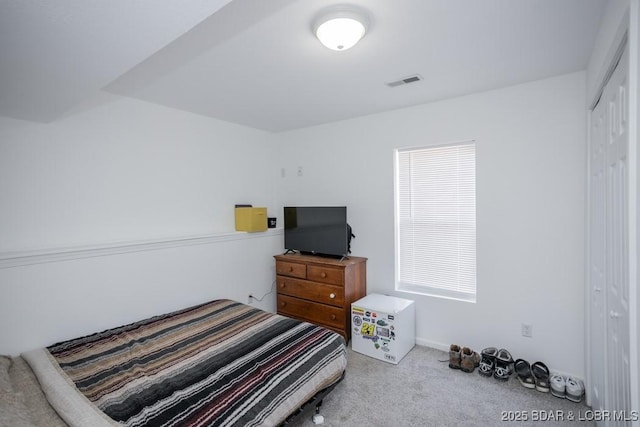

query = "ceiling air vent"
386;74;423;88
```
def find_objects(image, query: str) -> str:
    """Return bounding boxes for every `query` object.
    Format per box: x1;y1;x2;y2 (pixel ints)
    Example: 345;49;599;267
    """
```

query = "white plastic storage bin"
351;294;415;364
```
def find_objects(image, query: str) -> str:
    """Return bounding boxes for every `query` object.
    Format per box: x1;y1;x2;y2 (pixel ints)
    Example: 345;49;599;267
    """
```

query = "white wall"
0;93;280;251
277;72;587;377
0;94;283;355
0;233;282;356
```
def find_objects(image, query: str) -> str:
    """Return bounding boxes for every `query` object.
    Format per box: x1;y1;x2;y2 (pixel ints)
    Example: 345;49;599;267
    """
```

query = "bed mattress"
22;299;347;426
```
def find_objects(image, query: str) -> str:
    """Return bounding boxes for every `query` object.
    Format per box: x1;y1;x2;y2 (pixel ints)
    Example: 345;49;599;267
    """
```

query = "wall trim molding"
0;229;284;269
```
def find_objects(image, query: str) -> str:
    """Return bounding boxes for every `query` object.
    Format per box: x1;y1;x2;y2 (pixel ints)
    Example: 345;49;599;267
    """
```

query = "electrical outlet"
521;323;533;338
248;294;253;304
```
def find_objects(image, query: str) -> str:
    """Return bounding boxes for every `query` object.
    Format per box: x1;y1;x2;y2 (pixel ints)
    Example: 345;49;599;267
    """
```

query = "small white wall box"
351;294;415;364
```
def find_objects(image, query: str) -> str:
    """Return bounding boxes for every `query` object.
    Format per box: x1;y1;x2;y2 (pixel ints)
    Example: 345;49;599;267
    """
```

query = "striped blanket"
23;299;347;427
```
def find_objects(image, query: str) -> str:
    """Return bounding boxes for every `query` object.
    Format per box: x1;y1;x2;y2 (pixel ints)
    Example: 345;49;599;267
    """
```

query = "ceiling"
0;0;608;132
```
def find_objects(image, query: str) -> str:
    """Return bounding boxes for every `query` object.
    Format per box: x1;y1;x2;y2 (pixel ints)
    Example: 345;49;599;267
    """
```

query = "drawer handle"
288;266;293;272
330;314;336;320
329;293;336;299
280;302;286;307
321;272;327;278
279;283;285;288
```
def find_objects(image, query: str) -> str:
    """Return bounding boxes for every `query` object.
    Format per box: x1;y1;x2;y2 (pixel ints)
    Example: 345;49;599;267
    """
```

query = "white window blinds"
395;142;476;302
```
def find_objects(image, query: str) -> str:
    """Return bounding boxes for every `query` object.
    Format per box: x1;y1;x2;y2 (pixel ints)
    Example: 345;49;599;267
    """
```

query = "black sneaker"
493;348;514;381
478;347;498;377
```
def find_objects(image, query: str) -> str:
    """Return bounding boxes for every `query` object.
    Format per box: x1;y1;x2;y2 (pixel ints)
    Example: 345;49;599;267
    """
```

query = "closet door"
603;43;630;420
588;42;630;424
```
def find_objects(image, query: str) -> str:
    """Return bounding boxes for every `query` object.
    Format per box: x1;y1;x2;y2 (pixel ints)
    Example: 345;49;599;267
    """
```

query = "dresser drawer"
307;265;343;285
276;261;306;279
276;276;344;307
277;295;344;330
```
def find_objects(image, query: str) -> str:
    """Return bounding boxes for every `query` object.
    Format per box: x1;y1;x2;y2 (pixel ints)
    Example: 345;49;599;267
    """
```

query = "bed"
1;299;347;426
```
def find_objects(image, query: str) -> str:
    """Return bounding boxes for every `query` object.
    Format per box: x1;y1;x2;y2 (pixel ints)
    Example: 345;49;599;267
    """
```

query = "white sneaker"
565;377;585;402
550;374;566;398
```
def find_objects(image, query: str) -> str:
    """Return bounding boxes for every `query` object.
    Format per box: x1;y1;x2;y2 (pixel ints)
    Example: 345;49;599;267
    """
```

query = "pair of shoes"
478;347;513;380
550;375;585;402
449;344;480;373
531;361;550;392
493;349;514;381
516;360;550;392
514;359;535;389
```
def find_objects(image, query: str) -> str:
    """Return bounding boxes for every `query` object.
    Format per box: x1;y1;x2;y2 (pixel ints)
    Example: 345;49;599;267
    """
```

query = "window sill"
396;284;476;304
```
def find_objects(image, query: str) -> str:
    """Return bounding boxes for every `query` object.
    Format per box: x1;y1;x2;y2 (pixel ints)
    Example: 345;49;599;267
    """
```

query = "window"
394;141;476;302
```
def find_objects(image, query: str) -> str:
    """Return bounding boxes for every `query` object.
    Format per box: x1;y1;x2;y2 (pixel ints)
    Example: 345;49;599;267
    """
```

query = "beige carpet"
289;345;595;426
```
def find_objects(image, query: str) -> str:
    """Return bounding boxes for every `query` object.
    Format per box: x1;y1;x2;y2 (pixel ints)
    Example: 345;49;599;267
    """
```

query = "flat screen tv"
284;206;350;258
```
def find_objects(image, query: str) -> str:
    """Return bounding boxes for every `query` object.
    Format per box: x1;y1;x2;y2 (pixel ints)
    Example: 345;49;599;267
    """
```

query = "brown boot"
449;344;461;369
461;347;481;373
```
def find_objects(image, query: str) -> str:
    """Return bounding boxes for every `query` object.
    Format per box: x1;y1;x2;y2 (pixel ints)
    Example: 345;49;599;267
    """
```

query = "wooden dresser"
274;253;366;342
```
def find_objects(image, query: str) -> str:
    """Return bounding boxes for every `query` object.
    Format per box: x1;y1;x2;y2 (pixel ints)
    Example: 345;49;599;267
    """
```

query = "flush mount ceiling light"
313;6;369;51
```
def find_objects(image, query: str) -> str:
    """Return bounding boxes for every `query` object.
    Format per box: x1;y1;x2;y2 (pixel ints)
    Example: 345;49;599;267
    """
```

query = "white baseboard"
415;337;449;353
